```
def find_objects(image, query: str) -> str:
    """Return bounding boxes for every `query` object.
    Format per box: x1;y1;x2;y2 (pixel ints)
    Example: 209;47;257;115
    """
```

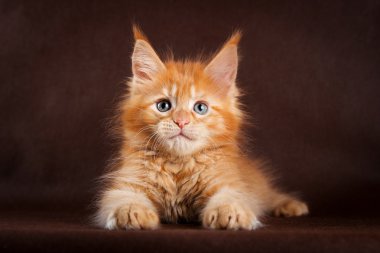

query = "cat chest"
146;158;209;222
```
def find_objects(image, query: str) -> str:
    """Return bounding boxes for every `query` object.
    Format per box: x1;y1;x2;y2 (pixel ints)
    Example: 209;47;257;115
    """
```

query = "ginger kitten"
95;27;308;230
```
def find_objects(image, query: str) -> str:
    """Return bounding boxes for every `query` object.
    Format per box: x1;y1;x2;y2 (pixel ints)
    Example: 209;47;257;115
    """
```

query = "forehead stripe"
162;87;169;97
190;84;195;98
171;84;177;96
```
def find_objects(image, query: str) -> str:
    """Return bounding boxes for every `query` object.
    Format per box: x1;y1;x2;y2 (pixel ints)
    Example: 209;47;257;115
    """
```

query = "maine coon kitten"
95;27;309;230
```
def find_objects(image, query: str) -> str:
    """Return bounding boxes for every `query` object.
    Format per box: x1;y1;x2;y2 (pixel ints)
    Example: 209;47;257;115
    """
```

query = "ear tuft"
226;30;242;46
133;24;149;41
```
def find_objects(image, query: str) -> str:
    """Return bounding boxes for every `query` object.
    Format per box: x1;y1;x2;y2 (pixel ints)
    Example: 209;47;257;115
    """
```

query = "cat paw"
273;199;309;217
202;203;261;230
112;203;160;230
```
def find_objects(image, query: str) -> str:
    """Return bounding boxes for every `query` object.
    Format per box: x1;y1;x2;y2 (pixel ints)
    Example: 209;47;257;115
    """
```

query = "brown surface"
1;0;380;252
1;211;380;253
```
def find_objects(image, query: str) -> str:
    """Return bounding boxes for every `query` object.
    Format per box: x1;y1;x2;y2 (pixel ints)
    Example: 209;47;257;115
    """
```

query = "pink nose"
174;118;190;129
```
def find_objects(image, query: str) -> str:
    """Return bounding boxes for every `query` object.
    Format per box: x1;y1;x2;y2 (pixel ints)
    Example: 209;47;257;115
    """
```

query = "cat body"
95;27;308;230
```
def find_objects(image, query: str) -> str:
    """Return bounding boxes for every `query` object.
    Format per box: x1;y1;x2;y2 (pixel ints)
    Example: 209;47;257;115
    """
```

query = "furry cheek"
202;112;226;136
156;120;178;138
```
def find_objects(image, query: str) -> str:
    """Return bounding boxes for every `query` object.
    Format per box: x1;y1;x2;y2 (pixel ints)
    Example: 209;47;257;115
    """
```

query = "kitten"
95;26;308;230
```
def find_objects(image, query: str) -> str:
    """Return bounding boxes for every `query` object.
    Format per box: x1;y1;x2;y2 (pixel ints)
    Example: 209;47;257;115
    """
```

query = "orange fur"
95;27;308;230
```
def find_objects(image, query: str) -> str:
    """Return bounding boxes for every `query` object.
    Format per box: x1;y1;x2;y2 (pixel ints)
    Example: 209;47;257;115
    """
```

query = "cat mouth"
169;132;193;141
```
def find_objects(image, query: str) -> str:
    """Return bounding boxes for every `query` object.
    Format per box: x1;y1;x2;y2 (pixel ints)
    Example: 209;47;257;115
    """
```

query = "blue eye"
156;100;171;112
193;102;208;115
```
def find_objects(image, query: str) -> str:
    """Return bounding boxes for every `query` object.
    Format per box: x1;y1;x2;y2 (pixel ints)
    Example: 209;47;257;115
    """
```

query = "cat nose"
173;110;190;129
174;118;190;129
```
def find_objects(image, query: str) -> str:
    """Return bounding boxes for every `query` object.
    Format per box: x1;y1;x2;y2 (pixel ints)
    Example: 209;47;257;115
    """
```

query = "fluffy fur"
95;26;308;230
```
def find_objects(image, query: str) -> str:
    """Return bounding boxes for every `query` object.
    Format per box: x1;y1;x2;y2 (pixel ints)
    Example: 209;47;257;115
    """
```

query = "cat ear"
204;31;241;94
131;26;165;84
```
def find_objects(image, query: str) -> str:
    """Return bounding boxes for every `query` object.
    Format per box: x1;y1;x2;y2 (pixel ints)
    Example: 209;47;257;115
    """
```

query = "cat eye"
193;102;208;115
156;100;172;112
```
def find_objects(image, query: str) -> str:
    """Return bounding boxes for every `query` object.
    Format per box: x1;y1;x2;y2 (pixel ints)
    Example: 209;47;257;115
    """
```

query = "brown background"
1;0;380;220
1;1;380;252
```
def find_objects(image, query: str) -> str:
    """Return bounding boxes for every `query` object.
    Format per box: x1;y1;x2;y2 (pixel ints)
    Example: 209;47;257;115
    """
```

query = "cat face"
121;27;243;156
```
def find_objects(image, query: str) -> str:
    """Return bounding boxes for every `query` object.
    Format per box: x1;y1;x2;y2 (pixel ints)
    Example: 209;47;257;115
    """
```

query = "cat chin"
164;137;204;156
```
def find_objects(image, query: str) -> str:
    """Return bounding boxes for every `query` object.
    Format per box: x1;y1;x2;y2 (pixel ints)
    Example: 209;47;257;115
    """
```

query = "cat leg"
96;189;159;230
269;191;309;217
201;188;262;230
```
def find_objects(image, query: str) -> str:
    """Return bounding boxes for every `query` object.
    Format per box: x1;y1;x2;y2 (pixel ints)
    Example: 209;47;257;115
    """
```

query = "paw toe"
274;200;309;217
202;203;259;230
115;204;159;230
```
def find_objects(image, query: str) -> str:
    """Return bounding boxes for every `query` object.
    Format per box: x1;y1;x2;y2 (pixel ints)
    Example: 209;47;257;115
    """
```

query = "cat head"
121;26;244;156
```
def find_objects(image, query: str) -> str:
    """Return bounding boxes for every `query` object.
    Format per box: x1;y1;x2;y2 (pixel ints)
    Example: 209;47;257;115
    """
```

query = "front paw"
202;203;261;230
274;199;309;217
112;203;159;230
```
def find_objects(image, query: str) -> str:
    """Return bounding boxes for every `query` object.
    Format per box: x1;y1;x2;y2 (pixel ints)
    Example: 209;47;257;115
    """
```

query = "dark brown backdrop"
1;0;379;219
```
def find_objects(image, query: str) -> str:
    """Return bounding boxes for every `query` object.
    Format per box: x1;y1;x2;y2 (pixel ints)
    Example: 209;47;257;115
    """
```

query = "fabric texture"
1;0;379;252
